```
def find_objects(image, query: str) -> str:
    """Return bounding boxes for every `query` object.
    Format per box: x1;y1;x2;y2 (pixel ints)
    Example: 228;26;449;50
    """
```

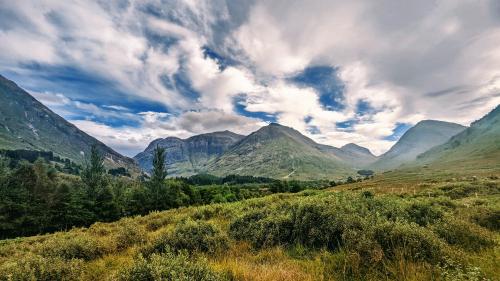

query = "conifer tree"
150;145;167;210
81;144;106;196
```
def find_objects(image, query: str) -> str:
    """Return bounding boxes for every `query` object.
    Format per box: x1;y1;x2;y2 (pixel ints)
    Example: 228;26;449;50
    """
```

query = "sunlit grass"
0;171;498;281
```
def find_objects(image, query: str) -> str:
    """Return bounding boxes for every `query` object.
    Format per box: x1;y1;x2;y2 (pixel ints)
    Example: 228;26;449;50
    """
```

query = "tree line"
0;146;337;239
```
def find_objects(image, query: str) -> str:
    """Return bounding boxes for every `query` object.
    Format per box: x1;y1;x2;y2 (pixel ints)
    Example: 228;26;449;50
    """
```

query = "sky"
1;0;499;157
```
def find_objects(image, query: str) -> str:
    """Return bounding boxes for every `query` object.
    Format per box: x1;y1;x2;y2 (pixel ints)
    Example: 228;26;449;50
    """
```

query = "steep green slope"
134;131;244;176
0;74;136;169
416;105;500;172
371;120;466;170
205;123;354;180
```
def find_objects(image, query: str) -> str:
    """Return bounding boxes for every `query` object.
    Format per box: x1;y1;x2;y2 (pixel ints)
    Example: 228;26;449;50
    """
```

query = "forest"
0;146;335;239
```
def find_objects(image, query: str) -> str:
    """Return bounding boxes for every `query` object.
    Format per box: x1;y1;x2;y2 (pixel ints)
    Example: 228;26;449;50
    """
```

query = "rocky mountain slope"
133;131;244;176
0;74;136;169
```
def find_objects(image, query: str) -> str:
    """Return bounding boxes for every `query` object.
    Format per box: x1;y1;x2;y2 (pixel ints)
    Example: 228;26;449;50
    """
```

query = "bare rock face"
134;131;244;176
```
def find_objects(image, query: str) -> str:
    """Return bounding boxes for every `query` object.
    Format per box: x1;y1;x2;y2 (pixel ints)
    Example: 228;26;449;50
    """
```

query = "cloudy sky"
1;0;499;156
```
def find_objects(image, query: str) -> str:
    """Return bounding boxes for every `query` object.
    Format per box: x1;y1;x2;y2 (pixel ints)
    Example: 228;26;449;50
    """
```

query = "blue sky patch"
336;120;357;132
233;95;277;123
290;65;345;111
202;46;234;71
384;122;412;141
356;99;377;116
306;125;321;134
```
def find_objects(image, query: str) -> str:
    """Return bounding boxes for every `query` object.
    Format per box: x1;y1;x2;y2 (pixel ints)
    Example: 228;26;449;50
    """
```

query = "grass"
0;171;499;281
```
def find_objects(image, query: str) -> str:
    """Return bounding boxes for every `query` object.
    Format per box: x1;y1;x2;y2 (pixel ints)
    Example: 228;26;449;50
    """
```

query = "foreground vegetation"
0;170;498;280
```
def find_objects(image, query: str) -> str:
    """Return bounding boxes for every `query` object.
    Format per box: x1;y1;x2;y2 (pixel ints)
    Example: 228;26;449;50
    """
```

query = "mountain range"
0;75;136;170
133;131;244;175
1;74;498;179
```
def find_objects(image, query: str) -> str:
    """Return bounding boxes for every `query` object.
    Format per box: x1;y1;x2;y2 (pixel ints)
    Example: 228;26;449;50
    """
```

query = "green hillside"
0;75;136;170
371;120;466;171
205;123;354;180
416;105;500;172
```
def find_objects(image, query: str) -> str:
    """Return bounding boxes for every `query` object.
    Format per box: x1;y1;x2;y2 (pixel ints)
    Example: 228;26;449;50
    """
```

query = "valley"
1;74;499;281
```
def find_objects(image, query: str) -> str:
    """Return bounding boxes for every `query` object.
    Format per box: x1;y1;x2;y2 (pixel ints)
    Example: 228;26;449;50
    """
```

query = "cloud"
72;109;265;156
1;0;500;156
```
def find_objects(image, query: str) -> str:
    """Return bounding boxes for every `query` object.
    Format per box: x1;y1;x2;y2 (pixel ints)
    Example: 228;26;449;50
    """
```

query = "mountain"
133;131;244;176
204;123;354;179
370;120;466;170
317;143;377;168
416;105;500;171
0;74;136;169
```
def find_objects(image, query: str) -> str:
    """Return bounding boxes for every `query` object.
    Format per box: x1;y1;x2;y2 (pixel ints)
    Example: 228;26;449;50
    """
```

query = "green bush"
406;201;443;226
145;215;172;231
117;251;228;281
143;219;228;256
433;218;495;252
114;220;147;250
230;201;368;251
38;234;106;261
374;222;445;263
471;208;500;231
0;253;84;281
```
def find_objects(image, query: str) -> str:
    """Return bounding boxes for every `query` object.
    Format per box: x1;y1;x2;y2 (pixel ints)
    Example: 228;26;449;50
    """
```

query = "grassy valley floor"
0;171;499;281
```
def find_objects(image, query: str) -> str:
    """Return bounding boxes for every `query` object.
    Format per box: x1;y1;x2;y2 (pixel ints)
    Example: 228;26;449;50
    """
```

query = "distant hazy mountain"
416;105;500;171
317;143;377;168
0;75;136;169
204;123;353;180
133;131;244;176
370;120;466;170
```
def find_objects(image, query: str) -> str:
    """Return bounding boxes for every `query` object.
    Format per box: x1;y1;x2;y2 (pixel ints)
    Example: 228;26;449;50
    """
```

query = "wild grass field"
0;170;498;281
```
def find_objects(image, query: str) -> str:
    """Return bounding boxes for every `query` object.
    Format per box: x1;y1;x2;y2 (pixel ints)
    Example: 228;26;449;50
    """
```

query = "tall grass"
0;176;498;281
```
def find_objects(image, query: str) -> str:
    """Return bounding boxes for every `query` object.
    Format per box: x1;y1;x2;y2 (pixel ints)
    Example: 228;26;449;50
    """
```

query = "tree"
81;145;106;197
346;176;355;184
149;145;167;210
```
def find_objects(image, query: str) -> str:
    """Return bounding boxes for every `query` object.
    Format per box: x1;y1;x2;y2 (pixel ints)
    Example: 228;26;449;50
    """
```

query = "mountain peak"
414;119;465;128
341;143;374;156
134;130;244;174
370;119;466;170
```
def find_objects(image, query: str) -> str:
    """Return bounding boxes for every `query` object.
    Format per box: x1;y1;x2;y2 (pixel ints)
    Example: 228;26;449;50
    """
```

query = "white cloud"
2;0;499;156
71;109;265;156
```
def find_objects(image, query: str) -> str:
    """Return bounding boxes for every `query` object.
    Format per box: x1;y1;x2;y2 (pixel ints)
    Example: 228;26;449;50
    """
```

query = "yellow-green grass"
0;171;499;281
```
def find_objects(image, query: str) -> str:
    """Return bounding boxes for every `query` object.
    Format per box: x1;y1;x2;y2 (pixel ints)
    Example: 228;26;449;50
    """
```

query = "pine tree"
149;145;167;210
81;144;106;198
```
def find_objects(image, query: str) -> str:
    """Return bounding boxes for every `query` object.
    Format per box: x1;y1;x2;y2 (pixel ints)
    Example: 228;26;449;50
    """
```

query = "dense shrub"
144;212;172;231
438;182;499;199
406;201;443;226
471;208;500;231
440;183;480;199
0;253;84;281
114;220;148;250
374;222;445;263
117;251;228;281
38;234;106;261
433;218;495;252
142;219;228;256
290;203;345;249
